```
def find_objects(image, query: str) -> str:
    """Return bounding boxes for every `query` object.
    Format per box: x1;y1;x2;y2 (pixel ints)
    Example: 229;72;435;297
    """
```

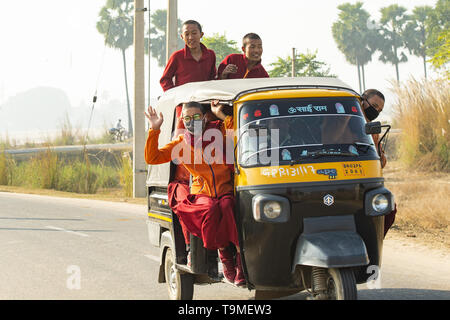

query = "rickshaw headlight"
252;194;290;223
365;187;394;217
372;194;389;213
263;201;282;219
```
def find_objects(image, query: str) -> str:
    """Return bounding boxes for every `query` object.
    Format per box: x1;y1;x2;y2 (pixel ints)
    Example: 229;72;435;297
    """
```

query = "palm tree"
332;2;379;93
426;0;450;74
146;9;184;67
97;0;134;136
378;4;410;82
404;6;433;79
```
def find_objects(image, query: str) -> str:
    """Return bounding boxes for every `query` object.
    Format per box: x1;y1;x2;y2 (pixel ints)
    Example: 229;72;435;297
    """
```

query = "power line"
83;0;118;150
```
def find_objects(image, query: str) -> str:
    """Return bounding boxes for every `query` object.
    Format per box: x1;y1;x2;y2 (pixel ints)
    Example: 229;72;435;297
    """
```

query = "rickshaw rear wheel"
164;248;194;300
325;268;357;300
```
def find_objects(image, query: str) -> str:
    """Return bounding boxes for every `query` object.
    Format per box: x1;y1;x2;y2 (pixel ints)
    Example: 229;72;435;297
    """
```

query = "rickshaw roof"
157;77;358;109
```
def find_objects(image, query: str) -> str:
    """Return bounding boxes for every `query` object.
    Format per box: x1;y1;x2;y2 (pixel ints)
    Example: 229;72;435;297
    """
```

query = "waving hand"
145;106;164;130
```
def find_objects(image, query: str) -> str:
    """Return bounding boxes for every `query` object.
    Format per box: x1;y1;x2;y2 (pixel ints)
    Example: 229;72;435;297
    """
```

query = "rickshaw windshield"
238;97;377;167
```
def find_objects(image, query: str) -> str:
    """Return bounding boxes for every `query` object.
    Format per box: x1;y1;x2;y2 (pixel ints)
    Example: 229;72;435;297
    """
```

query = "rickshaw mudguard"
292;215;369;270
158;230;173;283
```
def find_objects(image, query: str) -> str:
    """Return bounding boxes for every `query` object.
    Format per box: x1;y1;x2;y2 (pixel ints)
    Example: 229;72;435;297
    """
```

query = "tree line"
332;0;449;92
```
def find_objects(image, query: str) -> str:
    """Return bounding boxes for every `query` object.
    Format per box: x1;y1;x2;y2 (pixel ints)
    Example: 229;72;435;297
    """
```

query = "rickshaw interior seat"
171;212;190;265
188;234;209;274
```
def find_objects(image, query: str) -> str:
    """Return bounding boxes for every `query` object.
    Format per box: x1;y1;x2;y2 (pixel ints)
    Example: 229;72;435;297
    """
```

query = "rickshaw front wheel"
164;248;194;300
325;268;357;300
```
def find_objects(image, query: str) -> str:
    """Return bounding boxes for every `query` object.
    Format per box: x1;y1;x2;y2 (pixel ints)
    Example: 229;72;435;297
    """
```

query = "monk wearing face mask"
144;101;246;287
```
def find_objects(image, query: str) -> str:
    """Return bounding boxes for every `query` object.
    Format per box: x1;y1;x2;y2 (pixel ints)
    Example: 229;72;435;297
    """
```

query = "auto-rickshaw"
145;77;394;300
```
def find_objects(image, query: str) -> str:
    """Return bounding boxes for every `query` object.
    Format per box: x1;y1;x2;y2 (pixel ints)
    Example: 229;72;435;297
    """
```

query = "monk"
144;101;245;286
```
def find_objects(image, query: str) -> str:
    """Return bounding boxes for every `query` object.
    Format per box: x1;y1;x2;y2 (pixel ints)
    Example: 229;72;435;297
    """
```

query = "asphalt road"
1;192;449;300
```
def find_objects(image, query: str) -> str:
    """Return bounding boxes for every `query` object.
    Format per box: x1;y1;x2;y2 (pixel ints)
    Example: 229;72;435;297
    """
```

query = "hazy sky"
0;0;439;126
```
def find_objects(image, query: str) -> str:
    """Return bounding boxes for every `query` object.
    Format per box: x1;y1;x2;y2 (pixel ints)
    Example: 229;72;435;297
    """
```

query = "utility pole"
292;48;296;77
166;0;178;63
147;0;151;110
133;0;147;198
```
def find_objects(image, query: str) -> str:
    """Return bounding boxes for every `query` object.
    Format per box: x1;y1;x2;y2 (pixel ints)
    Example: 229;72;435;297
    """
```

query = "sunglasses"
182;113;203;122
363;97;380;111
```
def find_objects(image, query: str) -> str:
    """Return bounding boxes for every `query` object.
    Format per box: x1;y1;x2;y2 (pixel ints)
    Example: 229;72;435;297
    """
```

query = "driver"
266;118;296;147
361;89;386;168
361;89;397;238
144;100;246;287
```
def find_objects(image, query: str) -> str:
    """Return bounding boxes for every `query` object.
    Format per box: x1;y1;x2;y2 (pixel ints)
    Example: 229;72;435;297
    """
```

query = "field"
382;77;449;249
383;161;450;249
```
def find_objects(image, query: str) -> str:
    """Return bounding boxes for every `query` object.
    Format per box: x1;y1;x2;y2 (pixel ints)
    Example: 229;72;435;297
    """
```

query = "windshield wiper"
290;150;357;165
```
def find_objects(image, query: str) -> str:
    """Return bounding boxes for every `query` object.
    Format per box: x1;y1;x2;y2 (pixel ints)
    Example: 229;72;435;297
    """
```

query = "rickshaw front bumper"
292;215;369;270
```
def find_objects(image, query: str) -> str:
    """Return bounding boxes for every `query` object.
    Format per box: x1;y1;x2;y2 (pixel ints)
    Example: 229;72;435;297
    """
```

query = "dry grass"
119;152;133;197
385;77;449;248
384;161;450;248
390;78;449;171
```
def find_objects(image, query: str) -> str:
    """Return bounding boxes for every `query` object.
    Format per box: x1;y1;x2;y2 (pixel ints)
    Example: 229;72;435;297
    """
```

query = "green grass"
0;116;133;195
0;148;132;195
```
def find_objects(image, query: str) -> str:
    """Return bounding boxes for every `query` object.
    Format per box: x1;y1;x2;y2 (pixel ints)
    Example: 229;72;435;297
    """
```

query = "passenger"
361;89;397;238
361;89;386;168
217;33;269;79
144;101;246;287
159;19;217;251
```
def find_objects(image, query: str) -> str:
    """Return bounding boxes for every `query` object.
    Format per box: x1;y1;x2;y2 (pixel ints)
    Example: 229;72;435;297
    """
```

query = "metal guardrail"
3;143;132;156
3;129;401;157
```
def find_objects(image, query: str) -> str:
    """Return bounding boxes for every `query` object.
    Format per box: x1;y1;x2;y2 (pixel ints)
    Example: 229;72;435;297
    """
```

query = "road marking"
144;254;160;263
46;226;89;238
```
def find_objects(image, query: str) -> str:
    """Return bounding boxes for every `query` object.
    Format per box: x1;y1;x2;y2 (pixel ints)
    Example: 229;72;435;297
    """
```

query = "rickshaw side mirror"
365;122;382;135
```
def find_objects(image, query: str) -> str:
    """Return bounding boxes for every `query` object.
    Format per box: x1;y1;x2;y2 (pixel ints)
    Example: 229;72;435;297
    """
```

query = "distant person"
116;119;124;130
217;33;269;79
159;20;217;92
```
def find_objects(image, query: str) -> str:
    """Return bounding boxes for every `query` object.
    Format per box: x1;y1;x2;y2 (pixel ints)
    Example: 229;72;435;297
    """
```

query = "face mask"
185;119;204;134
364;106;380;121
